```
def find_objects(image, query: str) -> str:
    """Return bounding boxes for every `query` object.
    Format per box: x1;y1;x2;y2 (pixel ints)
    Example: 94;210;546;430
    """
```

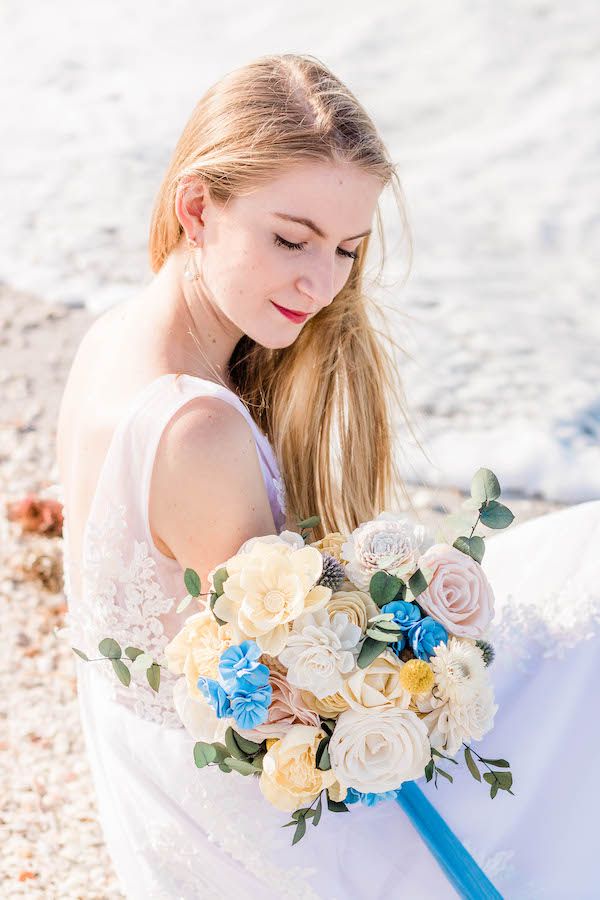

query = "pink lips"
271;300;309;324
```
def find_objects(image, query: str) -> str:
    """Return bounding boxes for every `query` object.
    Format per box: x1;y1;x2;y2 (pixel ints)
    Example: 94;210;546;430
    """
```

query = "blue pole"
396;781;503;899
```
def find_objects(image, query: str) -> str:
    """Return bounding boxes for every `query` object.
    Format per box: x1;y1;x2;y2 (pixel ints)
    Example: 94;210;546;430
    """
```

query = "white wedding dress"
60;373;600;899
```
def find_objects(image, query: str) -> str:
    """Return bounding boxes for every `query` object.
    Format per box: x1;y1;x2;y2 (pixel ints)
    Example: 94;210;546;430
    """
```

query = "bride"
57;52;599;899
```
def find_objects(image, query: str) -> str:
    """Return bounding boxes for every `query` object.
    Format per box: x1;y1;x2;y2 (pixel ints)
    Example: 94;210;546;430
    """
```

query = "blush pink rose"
236;669;320;741
417;544;495;639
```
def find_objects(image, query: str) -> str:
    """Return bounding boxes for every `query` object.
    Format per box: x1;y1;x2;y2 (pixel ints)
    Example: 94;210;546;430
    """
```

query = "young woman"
57;53;599;898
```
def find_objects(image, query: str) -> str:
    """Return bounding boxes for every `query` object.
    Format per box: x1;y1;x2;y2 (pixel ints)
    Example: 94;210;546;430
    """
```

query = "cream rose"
341;512;427;592
213;544;332;656
259;725;340;812
329;707;431;793
327;588;379;634
342;650;411;711
164;610;232;699
417;544;495;639
300;689;349;718
310;531;348;563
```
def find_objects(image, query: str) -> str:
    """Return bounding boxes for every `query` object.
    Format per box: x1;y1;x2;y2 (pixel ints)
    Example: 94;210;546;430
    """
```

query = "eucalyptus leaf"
111;658;131;687
146;663;161;693
369;571;403;607
357;637;388;669
471;468;501;503
408;568;428;600
479;501;515;530
98;638;121;659
225;727;248;760
461;497;482;511
316;738;331;771
298;516;321;529
292;817;307;845
212;743;229;764
435;767;453;783
484;771;513;790
431;748;458;764
184;568;201;597
224;757;257;776
194;742;217;768
490;783;499;799
212;567;229;597
124;646;144;661
479;757;510;767
218;761;232;773
231;732;262;756
366;626;401;642
463;746;481;782
72;647;89;661
176;593;193;614
453;536;485;564
326;797;349;813
313;795;323;827
424;759;434;783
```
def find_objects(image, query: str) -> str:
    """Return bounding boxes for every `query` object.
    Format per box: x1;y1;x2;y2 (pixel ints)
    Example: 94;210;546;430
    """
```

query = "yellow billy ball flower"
266;738;279;750
399;659;435;695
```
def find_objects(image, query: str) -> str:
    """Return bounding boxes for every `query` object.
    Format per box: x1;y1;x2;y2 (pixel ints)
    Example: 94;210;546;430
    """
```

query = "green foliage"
224;757;258;776
463;746;481;782
98;638;121;659
209;592;228;626
471;468;501;503
479;501;515;530
298;516;321;530
357;636;388;669
124;646;144;661
316;737;331;771
72;647;89;661
462;745;514;798
146;663;161;693
184;567;201;597
111;659;131;687
369;571;404;607
194;742;218;768
408;568;428;599
453;535;486;564
212;567;228;597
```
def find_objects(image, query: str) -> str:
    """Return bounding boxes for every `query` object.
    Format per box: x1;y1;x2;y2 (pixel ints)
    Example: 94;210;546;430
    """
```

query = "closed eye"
273;234;358;260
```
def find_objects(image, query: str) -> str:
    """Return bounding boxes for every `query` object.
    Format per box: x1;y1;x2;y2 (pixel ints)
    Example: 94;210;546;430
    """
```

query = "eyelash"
273;234;358;260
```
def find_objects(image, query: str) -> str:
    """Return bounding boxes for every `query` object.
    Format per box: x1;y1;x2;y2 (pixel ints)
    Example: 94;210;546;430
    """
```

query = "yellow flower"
342;650;411;711
310;532;348;563
259;725;341;812
300;689;350;718
266;738;279;750
326;589;379;634
164;610;232;699
213;544;331;656
399;659;435;695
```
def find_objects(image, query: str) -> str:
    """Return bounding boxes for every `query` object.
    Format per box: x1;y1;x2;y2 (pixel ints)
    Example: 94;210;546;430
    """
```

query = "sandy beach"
0;285;568;896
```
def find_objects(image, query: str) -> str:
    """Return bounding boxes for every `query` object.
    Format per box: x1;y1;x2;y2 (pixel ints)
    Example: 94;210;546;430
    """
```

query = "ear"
175;176;207;246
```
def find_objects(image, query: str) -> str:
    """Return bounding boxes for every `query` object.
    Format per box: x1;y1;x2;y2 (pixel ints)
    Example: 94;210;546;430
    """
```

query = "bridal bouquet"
73;468;515;846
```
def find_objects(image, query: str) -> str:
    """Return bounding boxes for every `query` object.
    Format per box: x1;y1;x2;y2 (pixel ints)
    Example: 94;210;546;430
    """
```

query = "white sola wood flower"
278;609;361;699
429;637;489;704
416;683;498;757
341;512;427;592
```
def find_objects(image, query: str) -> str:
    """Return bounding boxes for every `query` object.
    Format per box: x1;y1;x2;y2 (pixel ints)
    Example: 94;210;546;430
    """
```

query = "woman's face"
192;161;383;349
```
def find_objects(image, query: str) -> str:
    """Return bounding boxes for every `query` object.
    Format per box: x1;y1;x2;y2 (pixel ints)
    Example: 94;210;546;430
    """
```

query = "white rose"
329;706;431;793
278;609;361;699
341;512;427;592
172;676;228;743
342;650;411;711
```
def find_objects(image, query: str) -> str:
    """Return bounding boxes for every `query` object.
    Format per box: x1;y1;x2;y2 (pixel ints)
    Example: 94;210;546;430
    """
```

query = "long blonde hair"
149;52;420;540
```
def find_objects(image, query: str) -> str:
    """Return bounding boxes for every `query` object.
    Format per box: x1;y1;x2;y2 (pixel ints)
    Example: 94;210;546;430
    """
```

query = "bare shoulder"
150;394;277;589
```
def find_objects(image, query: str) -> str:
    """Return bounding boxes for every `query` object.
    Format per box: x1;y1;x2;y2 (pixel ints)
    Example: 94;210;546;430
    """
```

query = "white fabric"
61;374;600;898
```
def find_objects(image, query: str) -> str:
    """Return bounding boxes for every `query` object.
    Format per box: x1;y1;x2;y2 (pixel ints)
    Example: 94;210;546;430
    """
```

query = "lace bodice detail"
61;374;287;729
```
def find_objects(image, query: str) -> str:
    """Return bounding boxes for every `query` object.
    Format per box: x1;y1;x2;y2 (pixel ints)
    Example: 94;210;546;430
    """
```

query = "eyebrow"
272;212;371;242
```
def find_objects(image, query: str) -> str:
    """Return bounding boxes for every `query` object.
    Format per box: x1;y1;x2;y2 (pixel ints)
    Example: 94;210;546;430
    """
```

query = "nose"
296;257;336;312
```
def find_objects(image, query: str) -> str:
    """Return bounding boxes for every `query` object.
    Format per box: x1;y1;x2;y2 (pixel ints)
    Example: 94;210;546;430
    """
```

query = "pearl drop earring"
184;236;201;281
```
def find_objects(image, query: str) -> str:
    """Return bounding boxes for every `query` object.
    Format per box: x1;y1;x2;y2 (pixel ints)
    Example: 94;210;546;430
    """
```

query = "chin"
248;329;302;350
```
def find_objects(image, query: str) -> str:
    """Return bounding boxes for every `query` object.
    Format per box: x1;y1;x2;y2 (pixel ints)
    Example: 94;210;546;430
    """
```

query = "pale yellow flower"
310;532;348;563
259;725;341;812
342;650;411;712
399;659;435;695
326;588;379;635
300;689;350;718
164;610;232;700
213;544;331;656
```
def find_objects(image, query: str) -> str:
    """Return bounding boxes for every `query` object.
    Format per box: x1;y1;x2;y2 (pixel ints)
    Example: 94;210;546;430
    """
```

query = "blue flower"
345;788;400;807
381;600;422;632
219;641;270;692
230;683;272;730
408;616;448;661
197;677;232;719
